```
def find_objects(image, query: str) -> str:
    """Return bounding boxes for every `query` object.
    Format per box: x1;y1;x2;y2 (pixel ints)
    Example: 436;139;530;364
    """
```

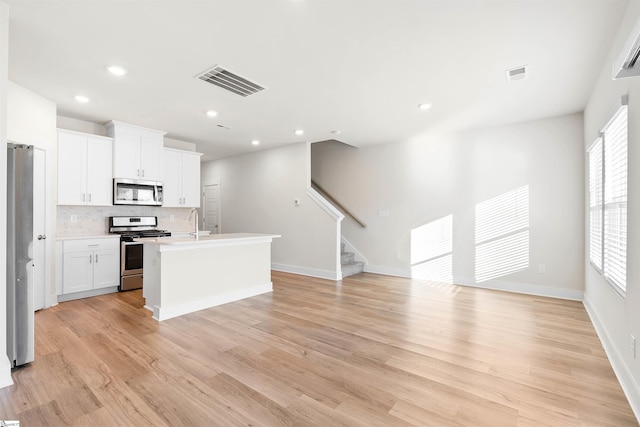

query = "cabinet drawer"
63;237;119;253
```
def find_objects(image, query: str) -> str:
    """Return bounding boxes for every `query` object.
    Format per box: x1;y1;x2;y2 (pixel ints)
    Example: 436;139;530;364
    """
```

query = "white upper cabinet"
106;121;165;182
57;129;113;206
162;148;202;207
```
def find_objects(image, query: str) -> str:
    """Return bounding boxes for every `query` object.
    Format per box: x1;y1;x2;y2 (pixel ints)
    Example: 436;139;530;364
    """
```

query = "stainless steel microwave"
113;178;163;206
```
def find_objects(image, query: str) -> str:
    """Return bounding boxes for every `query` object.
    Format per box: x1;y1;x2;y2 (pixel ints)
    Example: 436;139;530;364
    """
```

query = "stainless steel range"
108;216;171;291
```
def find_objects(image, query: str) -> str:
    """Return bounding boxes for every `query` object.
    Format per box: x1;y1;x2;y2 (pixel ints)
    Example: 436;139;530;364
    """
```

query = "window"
588;99;628;293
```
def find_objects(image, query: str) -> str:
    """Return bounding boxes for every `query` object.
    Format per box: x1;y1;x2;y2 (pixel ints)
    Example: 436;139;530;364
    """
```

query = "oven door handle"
122;241;143;246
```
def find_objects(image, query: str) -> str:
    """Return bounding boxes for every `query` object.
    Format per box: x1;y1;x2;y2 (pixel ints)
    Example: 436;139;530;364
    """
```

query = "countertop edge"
142;233;281;251
56;235;119;241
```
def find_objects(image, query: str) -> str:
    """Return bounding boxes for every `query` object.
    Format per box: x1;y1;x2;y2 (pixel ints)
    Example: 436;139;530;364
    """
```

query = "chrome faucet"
188;208;199;239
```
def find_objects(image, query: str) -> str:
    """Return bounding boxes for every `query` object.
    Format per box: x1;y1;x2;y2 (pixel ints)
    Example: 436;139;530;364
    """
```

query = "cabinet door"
139;134;163;181
113;133;140;179
93;249;120;289
162;149;183;207
181;152;201;207
86;136;113;206
57;132;87;205
62;250;93;293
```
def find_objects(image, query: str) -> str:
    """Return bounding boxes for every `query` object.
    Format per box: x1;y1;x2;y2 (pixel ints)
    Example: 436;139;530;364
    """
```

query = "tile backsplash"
57;205;197;237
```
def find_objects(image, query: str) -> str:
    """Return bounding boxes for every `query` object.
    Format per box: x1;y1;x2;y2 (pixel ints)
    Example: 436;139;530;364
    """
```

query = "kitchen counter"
138;233;278;250
142;233;280;321
56;235;118;241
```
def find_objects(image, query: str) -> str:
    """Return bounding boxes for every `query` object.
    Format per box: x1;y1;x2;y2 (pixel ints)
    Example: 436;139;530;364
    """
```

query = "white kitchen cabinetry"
162;148;202;207
58;237;120;298
106;121;165;182
57;129;113;206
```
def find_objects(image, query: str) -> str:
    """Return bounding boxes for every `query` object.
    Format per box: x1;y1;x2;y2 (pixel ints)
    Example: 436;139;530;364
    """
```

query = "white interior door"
33;148;46;311
203;183;220;234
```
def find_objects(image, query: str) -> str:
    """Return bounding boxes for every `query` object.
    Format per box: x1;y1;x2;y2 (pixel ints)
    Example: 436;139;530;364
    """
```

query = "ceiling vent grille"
505;65;528;83
196;65;265;97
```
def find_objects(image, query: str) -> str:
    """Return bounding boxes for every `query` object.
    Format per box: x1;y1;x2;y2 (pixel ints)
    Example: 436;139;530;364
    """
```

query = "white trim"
583;296;640;422
306;186;344;222
272;263;341;281
453;276;583;300
364;264;411;278
149;282;272;322
0;357;13;388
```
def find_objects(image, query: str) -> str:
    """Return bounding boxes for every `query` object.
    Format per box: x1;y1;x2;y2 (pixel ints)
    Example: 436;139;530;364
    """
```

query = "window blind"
603;106;628;291
588;137;603;271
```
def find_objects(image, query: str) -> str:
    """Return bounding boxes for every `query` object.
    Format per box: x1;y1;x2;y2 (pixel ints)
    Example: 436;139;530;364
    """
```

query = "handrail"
311;180;367;228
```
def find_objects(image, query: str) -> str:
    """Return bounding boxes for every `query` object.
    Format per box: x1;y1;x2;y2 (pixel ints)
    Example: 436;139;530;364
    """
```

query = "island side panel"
142;243;161;316
157;241;273;321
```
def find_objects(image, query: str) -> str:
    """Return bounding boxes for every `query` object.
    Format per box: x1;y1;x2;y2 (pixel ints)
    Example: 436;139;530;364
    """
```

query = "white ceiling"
7;0;629;161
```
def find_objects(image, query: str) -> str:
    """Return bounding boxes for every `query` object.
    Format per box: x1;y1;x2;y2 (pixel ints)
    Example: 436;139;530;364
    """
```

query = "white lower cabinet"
59;237;120;297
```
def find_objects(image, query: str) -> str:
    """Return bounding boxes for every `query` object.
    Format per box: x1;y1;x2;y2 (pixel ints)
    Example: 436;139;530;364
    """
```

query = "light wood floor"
0;271;636;426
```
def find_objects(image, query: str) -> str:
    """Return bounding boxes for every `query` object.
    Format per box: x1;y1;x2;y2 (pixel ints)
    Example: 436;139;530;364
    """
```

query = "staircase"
341;243;365;278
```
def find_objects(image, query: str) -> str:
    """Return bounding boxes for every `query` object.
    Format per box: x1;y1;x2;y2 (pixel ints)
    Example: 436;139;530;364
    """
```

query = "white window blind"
603;106;628;291
588;137;603;270
588;102;628;294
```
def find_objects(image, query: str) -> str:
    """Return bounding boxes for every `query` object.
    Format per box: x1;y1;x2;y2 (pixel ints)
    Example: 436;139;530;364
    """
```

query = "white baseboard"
152;282;273;322
583;296;640;422
363;264;411;278
453;276;583;301
272;263;341;280
0;356;13;389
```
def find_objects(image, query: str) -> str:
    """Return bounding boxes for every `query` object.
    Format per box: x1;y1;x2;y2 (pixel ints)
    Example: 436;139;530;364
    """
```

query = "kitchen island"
142;233;280;321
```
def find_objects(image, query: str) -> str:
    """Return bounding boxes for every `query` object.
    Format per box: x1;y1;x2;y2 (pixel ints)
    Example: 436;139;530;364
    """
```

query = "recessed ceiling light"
294;129;304;136
206;110;218;118
251;139;260;146
106;65;127;76
418;103;432;110
75;95;89;103
331;130;342;135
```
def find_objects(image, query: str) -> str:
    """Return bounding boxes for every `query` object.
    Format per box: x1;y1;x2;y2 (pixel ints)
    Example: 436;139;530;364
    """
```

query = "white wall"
0;0;12;388
583;0;640;418
201;142;340;279
312;113;585;299
7;81;57;308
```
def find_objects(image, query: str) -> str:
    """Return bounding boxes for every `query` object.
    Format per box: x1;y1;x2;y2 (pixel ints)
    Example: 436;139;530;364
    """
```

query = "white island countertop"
138;233;280;251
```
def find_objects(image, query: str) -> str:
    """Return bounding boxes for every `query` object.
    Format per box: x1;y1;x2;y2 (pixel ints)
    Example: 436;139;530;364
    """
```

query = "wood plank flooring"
0;271;636;426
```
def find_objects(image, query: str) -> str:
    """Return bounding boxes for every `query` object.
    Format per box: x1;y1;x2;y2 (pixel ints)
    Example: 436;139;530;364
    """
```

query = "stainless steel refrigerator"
6;143;35;367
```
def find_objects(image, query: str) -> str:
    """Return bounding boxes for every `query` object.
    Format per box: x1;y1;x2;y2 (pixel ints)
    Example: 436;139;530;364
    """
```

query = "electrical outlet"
538;264;546;274
396;251;401;260
379;210;389;217
631;335;636;359
70;215;77;223
170;215;175;222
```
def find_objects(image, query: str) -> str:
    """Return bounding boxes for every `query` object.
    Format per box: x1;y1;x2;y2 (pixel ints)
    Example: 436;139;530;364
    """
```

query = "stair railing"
311;180;367;228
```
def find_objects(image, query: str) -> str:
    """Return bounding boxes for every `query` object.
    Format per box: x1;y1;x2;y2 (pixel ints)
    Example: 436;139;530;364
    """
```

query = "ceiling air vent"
195;65;265;97
505;65;528;83
613;15;640;79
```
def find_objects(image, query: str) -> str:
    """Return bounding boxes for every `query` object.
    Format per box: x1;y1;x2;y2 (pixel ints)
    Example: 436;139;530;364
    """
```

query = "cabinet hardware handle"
89;254;92;264
37;235;46;240
82;193;85;202
142;169;145;177
137;169;140;177
96;254;99;263
88;193;92;202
